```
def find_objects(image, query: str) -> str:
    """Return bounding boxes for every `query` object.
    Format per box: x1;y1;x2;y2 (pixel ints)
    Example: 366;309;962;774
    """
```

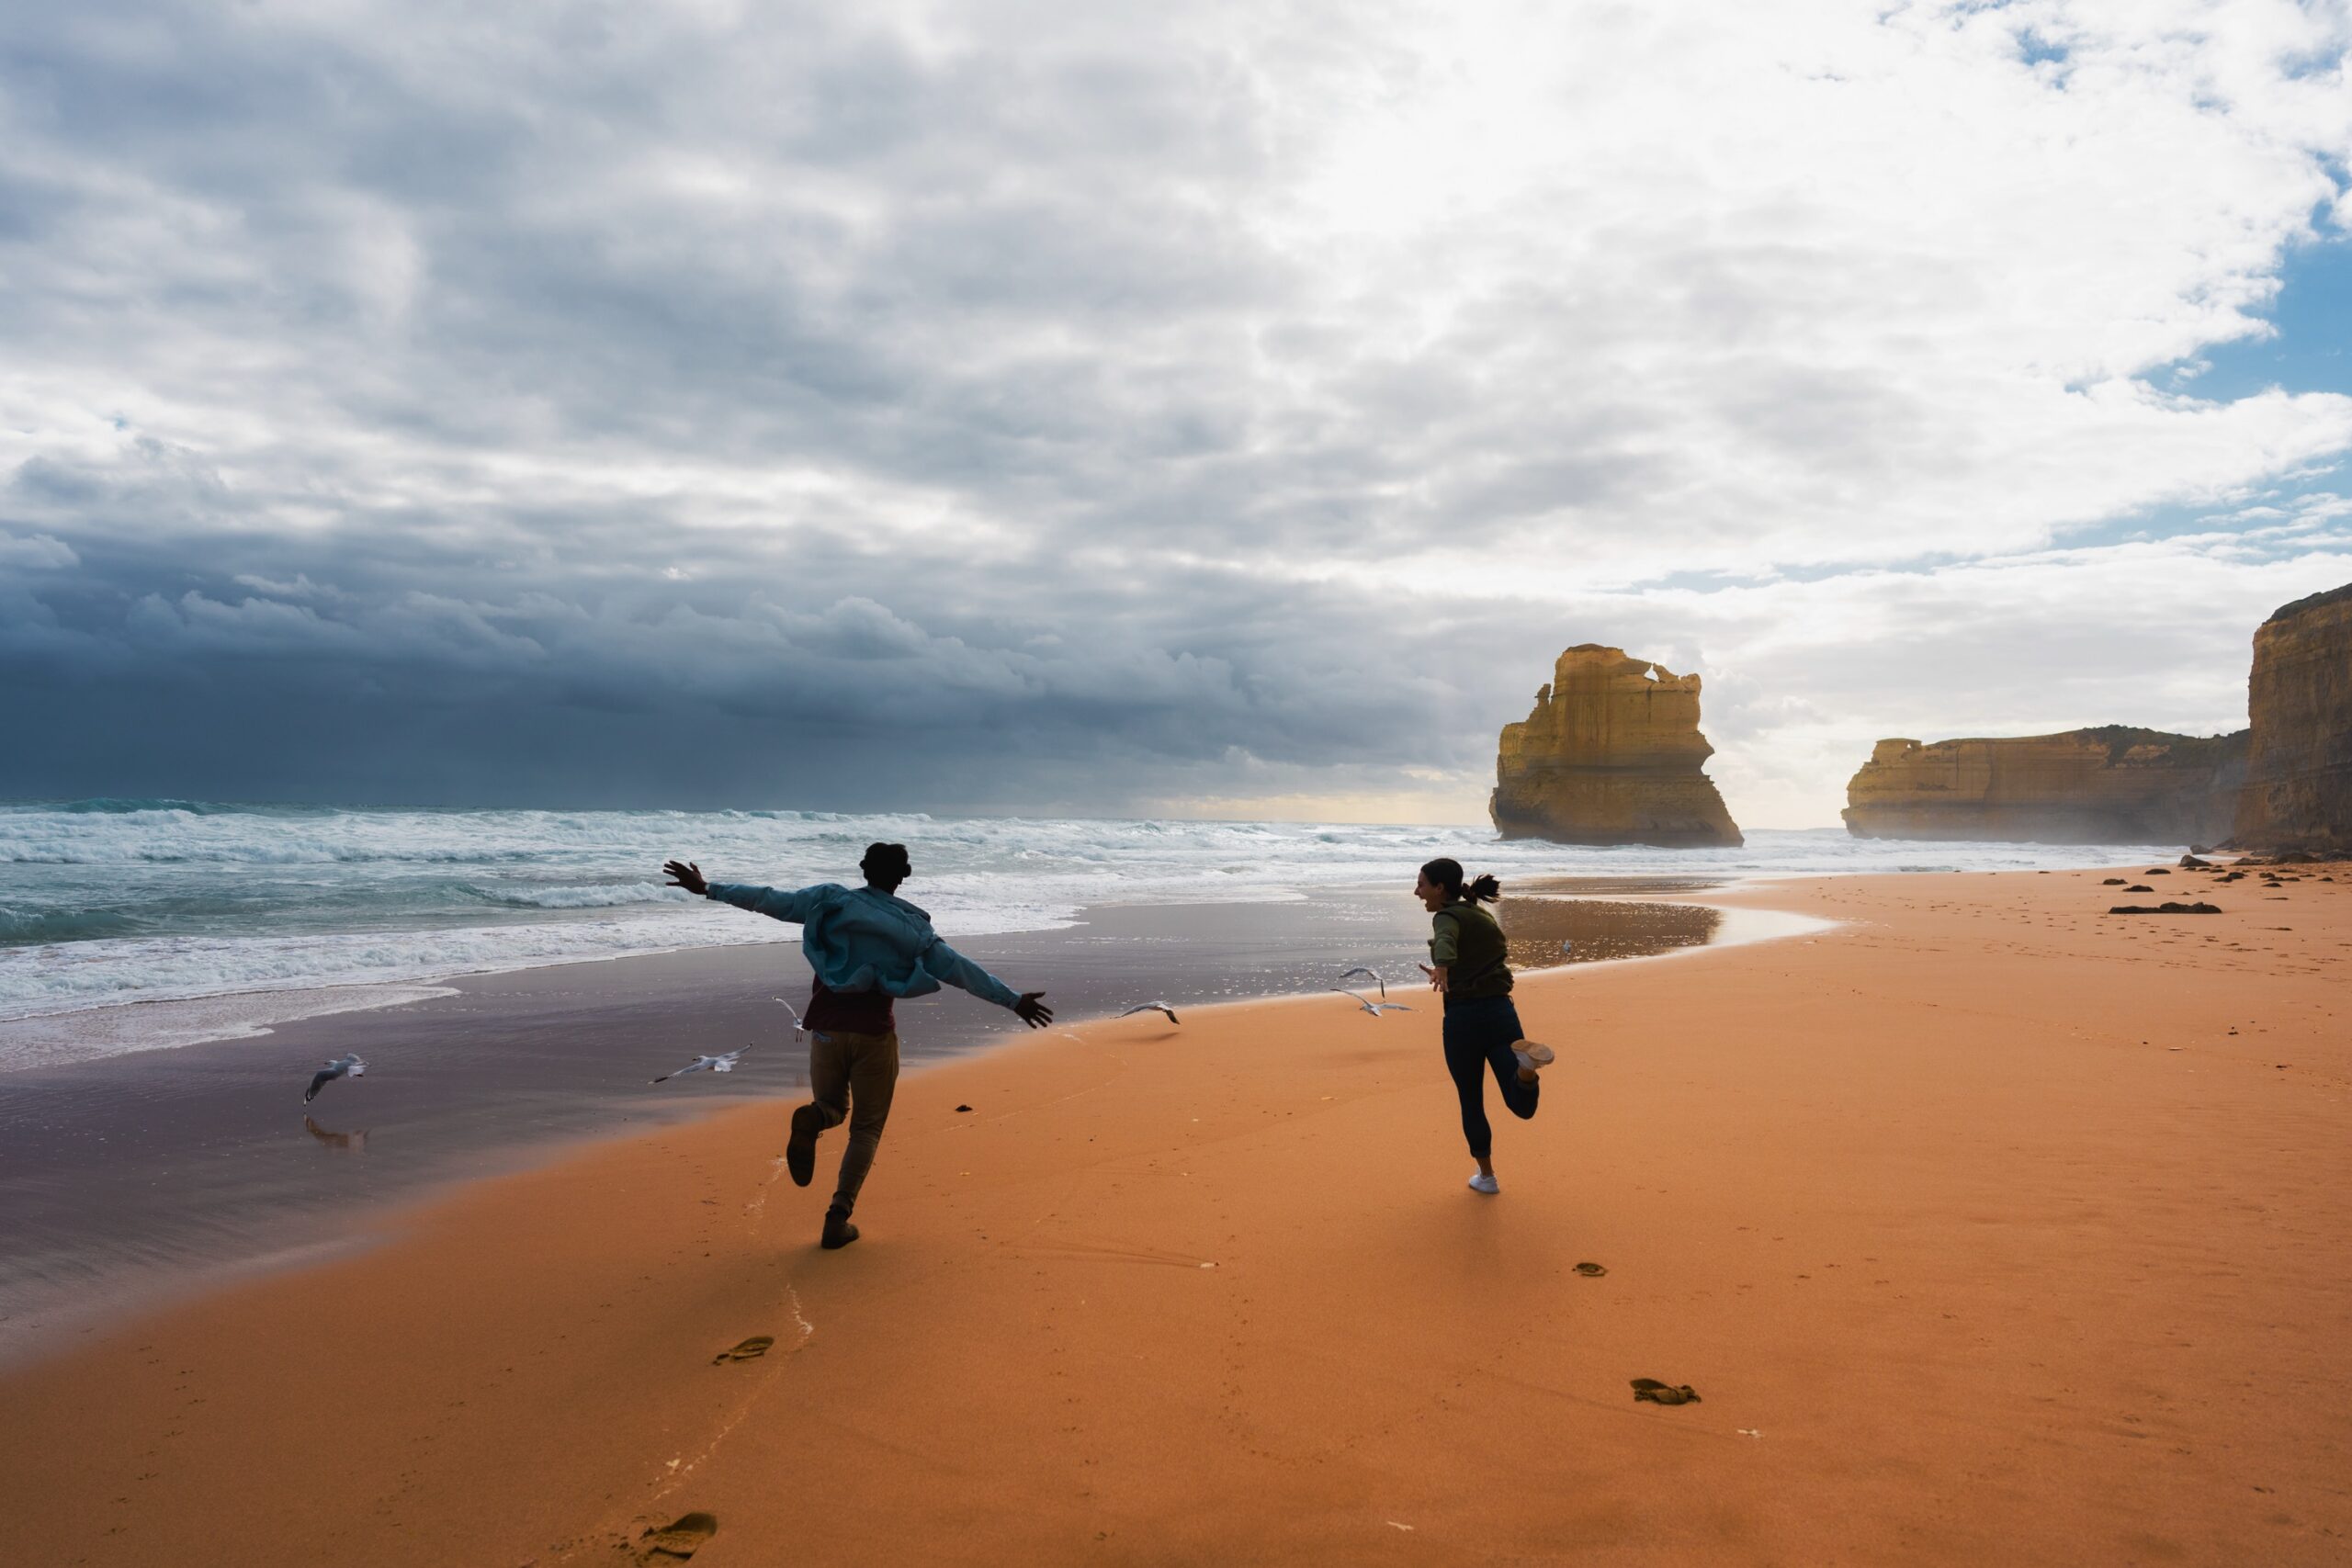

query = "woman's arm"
1421;910;1460;992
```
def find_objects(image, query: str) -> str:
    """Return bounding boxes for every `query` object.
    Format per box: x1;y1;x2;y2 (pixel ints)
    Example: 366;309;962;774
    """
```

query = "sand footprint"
639;1512;718;1561
711;1336;775;1365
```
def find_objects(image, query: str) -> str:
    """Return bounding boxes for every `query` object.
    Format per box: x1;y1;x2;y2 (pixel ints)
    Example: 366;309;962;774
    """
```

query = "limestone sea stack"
2232;582;2352;853
1491;646;1743;847
1841;728;2245;843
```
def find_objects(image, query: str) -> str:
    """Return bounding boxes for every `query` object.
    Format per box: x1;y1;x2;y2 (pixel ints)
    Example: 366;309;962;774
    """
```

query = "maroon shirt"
804;976;895;1034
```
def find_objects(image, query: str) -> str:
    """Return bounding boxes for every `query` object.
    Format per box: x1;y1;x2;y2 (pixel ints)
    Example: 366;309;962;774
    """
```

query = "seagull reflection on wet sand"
301;1116;368;1152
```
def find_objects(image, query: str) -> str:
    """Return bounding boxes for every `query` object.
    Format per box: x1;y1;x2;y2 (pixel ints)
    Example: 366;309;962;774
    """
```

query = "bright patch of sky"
2174;235;2352;400
2;0;2348;829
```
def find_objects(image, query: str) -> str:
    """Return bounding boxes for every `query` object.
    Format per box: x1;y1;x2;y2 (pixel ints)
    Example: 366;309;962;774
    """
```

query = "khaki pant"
808;1029;899;1215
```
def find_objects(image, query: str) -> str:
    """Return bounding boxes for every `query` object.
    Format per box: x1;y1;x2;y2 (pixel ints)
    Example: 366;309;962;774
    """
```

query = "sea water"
0;799;2177;1067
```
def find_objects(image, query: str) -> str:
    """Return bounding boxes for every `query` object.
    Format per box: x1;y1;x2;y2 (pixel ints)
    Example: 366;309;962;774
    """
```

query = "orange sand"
6;865;2348;1565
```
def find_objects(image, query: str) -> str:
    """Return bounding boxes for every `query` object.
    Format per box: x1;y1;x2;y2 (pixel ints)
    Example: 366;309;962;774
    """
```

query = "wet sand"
0;888;1732;1362
4;864;2347;1565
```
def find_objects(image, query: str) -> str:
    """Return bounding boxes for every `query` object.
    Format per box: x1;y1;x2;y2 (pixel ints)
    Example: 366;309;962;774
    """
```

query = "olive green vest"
1430;899;1512;999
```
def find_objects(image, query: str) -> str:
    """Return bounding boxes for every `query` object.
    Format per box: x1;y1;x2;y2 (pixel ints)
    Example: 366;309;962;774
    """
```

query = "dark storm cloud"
0;518;1510;810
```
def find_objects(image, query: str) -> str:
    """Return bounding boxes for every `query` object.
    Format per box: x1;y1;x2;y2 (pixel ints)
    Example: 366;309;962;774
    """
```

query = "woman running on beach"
1416;857;1550;1194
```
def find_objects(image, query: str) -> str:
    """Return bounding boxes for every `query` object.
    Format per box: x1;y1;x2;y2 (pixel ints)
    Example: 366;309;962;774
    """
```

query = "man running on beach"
662;844;1052;1250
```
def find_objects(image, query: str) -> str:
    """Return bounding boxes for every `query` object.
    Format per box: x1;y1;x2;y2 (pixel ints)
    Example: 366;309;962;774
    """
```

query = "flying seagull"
302;1053;366;1105
1338;965;1386;999
1119;1001;1181;1025
772;997;808;1040
1333;988;1413;1017
651;1047;748;1085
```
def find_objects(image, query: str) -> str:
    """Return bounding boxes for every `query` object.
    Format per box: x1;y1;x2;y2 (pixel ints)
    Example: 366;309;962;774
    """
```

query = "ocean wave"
0;907;143;946
0;896;1082;1032
0;802;2183;1058
0;913;767;1024
46;797;247;816
464;882;695;909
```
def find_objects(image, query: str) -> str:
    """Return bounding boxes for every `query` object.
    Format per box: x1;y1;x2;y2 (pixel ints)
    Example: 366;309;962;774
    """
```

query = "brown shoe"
785;1102;822;1187
820;1208;860;1250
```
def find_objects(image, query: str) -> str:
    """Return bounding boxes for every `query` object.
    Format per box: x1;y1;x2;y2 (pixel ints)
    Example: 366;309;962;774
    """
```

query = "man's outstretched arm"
921;938;1053;1028
663;859;823;924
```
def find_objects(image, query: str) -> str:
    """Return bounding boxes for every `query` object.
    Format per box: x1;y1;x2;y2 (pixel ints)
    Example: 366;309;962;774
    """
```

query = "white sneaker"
1513;1041;1555;1084
1467;1172;1500;1195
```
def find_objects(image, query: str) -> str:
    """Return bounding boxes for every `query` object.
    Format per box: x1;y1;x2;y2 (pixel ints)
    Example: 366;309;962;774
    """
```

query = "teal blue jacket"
707;882;1023;1010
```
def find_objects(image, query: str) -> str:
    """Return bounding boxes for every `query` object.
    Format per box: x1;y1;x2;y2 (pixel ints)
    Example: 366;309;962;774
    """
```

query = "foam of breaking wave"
465;882;697;909
0;984;462;1071
0;911;781;1021
0;800;2180;1067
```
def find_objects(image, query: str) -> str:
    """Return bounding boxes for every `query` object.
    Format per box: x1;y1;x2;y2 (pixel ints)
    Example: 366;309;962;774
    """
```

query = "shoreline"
5;862;2345;1563
0;829;2192;1072
0;871;1831;1073
0;884;1776;1368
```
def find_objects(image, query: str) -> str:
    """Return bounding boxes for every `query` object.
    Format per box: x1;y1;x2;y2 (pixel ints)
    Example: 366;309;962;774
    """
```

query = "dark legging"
1442;994;1538;1160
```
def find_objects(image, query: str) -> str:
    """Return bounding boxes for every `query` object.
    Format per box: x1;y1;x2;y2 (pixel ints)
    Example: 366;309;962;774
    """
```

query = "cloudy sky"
3;0;2348;827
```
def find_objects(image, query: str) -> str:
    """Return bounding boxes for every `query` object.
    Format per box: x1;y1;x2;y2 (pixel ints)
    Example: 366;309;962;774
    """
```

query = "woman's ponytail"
1420;858;1503;904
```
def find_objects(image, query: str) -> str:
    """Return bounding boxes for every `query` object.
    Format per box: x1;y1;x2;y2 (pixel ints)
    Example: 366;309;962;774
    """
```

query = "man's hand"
1014;992;1054;1029
663;859;708;897
1419;963;1449;994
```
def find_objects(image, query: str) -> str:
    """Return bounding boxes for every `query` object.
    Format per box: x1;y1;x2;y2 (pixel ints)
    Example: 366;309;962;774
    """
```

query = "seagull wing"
1338;966;1386;999
303;1066;338;1104
1330;988;1372;1010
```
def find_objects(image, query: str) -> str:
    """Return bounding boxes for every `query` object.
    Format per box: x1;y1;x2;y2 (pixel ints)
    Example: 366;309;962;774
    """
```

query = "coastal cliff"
1841;728;2246;843
2232;582;2352;852
1491;645;1742;847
